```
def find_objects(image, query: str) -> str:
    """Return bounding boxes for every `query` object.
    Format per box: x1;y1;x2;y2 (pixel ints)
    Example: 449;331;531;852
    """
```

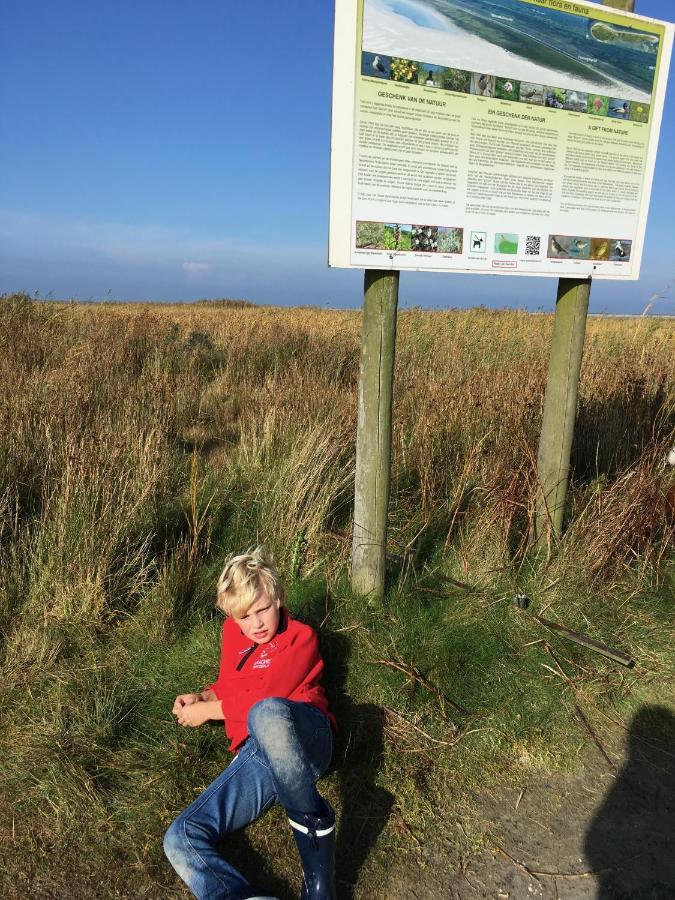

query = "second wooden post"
351;269;399;598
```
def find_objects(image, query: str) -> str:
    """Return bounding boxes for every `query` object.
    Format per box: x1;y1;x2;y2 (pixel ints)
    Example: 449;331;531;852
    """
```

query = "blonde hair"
215;546;284;618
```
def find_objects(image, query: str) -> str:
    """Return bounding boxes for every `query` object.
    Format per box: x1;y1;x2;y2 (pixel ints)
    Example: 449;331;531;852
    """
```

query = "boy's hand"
175;701;214;728
172;693;202;716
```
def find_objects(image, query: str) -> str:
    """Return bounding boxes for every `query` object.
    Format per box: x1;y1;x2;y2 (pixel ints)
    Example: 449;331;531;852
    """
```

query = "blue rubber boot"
287;801;336;900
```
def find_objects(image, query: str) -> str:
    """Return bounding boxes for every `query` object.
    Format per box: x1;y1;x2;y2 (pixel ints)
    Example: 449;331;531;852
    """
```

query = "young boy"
164;547;336;900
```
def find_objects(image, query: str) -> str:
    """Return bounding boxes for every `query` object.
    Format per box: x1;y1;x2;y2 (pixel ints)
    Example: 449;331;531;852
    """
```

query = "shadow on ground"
585;704;675;900
318;618;395;899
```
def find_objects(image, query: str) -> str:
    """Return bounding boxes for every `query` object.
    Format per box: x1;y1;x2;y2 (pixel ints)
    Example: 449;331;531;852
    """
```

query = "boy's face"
234;592;281;644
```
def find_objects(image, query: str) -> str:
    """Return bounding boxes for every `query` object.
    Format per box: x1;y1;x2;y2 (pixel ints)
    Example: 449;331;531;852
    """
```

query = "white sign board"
329;0;673;279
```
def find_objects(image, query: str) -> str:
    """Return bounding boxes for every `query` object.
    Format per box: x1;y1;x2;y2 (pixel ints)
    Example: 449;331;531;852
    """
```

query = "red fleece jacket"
207;610;335;752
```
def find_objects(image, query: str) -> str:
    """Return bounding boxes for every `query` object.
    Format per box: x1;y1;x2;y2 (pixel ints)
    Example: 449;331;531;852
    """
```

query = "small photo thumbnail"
608;98;630;119
383;223;412;251
362;52;391;80
548;235;590;259
609;239;631;262
548;235;569;258
470;231;487;253
440;67;471;93
418;63;445;88
412;225;439;252
390;57;419;83
545;88;566;109
437;227;463;254
567;236;591;258
495;77;520;101
470;73;495;97
495;233;518;255
590;238;611;260
588;94;609;116
519;82;545;105
563;90;588;113
629;101;650;123
356;221;386;249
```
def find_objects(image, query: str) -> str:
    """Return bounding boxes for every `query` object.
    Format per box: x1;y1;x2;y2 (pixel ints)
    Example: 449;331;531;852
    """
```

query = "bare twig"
573;702;617;773
392;805;422;851
544;643;576;685
382;706;459;747
494;844;542;885
371;642;468;717
541;643;617;773
496;844;618;880
433;571;475;592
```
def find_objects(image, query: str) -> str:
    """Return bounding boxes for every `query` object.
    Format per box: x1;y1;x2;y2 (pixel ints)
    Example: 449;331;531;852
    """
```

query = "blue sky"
0;0;673;313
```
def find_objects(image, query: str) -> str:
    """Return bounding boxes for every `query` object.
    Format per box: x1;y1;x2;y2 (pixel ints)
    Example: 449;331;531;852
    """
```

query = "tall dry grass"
1;293;672;665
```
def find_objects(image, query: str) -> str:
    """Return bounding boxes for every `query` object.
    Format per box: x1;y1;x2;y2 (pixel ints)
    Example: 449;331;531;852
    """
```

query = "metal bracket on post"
351;269;399;598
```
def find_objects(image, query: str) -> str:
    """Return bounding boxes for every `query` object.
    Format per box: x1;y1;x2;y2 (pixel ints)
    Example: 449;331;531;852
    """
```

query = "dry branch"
536;616;635;668
495;844;617;880
370;655;465;720
382;705;459;748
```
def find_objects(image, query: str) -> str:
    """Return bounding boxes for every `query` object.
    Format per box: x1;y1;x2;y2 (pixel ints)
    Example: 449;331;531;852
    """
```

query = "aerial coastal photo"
362;0;660;102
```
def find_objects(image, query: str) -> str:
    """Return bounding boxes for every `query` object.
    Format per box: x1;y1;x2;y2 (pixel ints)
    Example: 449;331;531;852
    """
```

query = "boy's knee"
248;696;290;737
164;818;204;884
163;819;186;865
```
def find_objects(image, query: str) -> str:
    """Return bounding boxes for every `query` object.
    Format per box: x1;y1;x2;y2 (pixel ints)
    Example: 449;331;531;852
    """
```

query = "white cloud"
182;261;212;274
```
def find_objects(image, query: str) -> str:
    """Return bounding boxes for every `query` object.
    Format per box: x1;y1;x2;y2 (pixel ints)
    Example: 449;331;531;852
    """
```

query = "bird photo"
472;73;494;97
519;82;544;104
569;237;590;258
549;235;569;257
362;52;390;79
608;98;630;119
611;240;631;261
590;239;610;260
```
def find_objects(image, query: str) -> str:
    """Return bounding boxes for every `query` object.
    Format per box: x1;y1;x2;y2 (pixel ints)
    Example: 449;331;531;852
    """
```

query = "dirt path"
378;706;675;899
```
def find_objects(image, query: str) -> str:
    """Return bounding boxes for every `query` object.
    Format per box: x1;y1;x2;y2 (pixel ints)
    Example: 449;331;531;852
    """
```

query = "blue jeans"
164;698;333;900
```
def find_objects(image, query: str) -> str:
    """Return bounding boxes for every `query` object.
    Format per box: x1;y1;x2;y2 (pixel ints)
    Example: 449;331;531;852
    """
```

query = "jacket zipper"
236;643;258;671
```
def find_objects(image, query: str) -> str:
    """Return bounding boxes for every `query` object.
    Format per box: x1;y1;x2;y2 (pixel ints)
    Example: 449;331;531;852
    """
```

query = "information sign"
329;0;673;279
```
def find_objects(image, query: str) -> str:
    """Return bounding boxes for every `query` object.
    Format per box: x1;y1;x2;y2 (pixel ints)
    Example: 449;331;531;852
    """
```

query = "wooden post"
535;0;635;547
351;269;399;598
535;277;590;544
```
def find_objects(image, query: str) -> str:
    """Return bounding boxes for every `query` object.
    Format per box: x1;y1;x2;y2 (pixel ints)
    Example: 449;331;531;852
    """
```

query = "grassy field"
0;292;673;898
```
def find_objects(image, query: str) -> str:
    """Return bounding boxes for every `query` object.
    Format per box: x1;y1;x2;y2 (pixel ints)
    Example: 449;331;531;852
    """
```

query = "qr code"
525;235;541;256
